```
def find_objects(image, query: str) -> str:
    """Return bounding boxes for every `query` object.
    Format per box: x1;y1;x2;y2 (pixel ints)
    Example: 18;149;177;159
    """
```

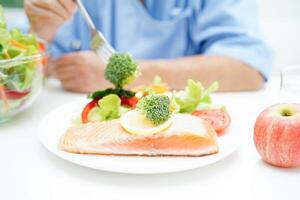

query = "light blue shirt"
52;0;273;79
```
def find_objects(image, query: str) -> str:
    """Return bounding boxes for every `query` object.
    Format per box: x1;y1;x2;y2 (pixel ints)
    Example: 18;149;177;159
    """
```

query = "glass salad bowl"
0;40;49;123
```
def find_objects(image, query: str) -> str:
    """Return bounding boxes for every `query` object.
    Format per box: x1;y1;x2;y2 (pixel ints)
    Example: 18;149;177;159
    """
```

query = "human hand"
49;51;112;93
24;0;76;42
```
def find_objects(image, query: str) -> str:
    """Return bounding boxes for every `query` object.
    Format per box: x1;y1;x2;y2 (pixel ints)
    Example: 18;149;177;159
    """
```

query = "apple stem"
280;108;294;117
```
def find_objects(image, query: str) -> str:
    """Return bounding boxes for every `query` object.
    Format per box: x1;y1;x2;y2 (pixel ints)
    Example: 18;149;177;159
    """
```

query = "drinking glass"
280;66;300;103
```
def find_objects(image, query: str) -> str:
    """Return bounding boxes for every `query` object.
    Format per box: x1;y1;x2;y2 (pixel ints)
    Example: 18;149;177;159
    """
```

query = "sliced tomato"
81;98;100;124
120;96;139;108
192;109;231;135
0;88;31;100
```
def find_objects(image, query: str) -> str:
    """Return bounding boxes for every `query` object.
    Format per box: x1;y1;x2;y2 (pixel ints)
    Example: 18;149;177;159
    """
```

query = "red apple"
254;103;300;168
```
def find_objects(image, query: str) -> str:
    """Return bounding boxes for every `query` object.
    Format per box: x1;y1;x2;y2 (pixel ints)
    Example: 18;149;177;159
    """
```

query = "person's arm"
133;55;263;91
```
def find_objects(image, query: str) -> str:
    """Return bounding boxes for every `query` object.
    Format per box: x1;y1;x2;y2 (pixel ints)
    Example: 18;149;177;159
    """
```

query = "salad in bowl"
0;6;49;122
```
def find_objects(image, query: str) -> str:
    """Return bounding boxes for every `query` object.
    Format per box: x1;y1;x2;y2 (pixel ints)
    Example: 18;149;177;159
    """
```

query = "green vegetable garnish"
88;88;135;99
88;94;122;121
201;81;219;104
138;94;171;125
174;79;219;113
105;53;139;89
196;103;227;112
0;5;6;29
152;75;162;85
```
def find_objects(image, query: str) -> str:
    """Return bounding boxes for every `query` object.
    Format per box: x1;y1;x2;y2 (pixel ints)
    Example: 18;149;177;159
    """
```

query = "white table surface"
1;77;299;200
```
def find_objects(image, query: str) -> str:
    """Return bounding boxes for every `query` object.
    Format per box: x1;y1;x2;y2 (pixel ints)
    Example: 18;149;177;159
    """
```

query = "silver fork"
75;0;116;63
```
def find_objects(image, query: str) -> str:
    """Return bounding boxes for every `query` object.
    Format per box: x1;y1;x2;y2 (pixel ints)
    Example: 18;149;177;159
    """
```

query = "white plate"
38;100;241;174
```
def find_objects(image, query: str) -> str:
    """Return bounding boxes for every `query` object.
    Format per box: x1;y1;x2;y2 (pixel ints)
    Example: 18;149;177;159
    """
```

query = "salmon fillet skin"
59;114;219;156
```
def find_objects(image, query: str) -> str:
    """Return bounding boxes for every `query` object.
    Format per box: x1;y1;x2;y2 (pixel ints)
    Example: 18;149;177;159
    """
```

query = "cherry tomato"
38;42;46;52
192;109;231;135
38;42;48;66
81;99;100;124
120;96;139;108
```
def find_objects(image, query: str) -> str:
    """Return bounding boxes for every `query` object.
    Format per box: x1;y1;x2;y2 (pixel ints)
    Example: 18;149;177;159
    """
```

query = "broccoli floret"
138;94;171;125
105;53;139;88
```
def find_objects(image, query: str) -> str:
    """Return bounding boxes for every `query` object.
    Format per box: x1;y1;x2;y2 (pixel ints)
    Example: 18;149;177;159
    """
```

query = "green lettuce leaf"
152;75;162;84
174;79;219;113
196;103;226;112
0;28;10;45
88;94;122;121
10;28;38;47
71;116;82;127
0;5;9;48
0;5;6;29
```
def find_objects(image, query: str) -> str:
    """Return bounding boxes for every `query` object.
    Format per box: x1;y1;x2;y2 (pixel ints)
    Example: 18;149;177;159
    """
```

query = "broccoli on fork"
105;53;139;89
88;53;139;101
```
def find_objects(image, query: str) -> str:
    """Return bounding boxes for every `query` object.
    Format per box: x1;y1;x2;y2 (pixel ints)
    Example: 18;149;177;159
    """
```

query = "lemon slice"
120;109;172;135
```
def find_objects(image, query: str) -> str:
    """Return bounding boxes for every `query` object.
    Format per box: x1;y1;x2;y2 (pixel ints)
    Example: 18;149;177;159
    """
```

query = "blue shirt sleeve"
51;8;92;59
190;0;274;79
51;18;76;59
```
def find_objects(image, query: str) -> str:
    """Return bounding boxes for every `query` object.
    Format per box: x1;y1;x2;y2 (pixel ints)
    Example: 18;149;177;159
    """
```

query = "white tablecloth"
1;77;299;200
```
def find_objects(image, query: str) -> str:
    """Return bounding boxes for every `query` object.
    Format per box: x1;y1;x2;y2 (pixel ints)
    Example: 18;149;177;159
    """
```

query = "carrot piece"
10;40;27;49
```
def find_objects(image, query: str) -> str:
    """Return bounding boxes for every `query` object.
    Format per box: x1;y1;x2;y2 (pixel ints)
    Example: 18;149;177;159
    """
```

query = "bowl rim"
0;38;50;65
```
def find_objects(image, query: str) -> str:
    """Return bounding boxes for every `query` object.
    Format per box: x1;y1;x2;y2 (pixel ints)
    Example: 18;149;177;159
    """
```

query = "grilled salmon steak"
59;114;219;156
